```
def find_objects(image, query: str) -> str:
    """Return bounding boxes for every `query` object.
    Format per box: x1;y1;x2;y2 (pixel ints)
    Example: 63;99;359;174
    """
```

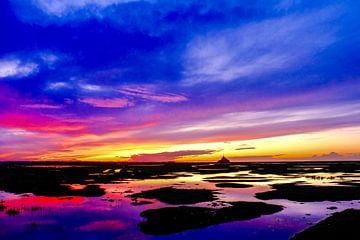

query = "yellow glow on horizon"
37;126;360;161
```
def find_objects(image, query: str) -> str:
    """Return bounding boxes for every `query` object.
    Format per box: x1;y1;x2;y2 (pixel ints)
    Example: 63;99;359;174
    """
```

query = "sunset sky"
1;0;360;162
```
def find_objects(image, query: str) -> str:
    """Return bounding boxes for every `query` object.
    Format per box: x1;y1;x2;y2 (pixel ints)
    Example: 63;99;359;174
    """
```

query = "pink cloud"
21;104;63;109
79;97;133;108
0;113;85;133
118;86;187;103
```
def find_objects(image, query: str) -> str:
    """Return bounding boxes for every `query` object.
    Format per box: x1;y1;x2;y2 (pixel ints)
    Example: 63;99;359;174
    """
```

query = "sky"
0;0;360;162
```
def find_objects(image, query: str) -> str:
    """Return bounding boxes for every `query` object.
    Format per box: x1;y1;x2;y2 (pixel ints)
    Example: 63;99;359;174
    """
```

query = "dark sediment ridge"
291;209;360;240
256;183;360;201
138;201;283;235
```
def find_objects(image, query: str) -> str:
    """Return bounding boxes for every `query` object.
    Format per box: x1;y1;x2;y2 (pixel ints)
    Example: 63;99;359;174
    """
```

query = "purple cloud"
79;97;133;108
118;86;188;103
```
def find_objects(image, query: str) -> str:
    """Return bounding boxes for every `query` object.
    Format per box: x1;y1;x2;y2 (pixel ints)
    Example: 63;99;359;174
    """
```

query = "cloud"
47;82;108;92
183;7;337;84
0;113;85;133
154;101;360;143
29;0;142;16
0;128;63;161
0;58;38;78
164;102;360;134
0;51;64;79
79;97;133;108
21;103;63;109
16;0;257;28
79;83;109;92
236;144;256;151
47;82;72;90
38;52;59;65
129;149;216;162
37;51;65;68
118;86;188;103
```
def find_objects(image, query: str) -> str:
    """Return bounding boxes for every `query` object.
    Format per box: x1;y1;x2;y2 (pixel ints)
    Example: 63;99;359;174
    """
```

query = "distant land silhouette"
217;155;231;164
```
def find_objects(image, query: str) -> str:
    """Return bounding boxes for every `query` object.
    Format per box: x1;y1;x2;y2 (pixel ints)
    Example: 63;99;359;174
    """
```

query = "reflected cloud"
78;220;126;232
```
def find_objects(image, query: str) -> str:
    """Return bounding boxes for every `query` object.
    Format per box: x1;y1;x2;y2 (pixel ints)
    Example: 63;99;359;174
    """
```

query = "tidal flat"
0;161;359;240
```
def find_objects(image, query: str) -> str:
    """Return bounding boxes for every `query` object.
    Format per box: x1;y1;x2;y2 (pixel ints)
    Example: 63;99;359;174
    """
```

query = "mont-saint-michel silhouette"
217;155;231;164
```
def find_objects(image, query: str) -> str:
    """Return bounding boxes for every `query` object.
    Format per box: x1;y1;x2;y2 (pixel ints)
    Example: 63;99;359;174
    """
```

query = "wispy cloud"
79;83;109;92
183;7;337;84
29;0;142;16
38;52;59;65
47;82;72;90
0;113;85;133
79;97;133;108
118;86;188;103
21;103;63;109
47;82;108;92
157;101;360;142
